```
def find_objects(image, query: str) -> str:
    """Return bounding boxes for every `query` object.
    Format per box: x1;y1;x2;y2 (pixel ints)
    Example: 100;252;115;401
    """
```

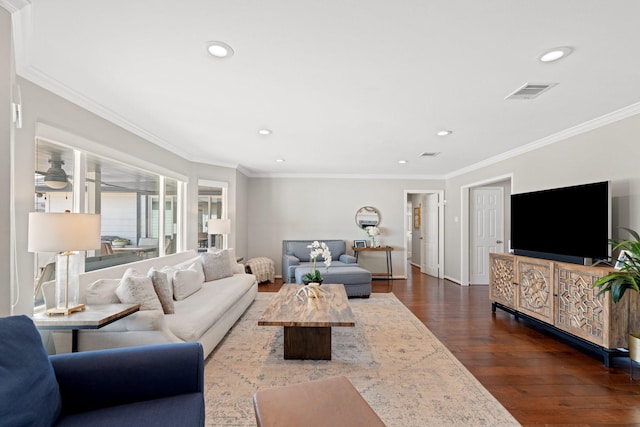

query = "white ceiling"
9;0;640;178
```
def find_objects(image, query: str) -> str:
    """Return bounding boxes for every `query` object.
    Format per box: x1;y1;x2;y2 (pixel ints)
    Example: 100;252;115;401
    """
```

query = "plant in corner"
303;241;332;284
593;227;640;303
593;227;640;371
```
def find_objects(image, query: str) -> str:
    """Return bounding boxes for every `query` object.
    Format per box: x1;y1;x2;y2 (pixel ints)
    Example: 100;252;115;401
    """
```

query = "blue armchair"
0;315;204;427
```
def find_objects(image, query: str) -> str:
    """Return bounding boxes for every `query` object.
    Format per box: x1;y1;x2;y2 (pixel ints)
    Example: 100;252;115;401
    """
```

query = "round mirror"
355;206;381;229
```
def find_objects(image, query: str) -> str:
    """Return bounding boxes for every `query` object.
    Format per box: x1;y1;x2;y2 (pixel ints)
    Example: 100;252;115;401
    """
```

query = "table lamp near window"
28;211;101;315
207;218;230;250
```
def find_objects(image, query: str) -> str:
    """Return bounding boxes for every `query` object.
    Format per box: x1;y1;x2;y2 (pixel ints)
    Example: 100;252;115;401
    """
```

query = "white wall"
444;112;640;283
247;177;444;278
0;7;12;316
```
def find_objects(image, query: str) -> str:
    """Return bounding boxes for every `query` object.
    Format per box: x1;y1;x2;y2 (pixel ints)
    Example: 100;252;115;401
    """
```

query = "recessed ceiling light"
275;159;285;163
540;47;573;63
398;160;408;164
206;41;234;59
437;130;452;136
258;129;272;135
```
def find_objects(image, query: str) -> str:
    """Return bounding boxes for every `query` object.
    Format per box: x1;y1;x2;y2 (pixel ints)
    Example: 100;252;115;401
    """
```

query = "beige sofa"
43;250;258;357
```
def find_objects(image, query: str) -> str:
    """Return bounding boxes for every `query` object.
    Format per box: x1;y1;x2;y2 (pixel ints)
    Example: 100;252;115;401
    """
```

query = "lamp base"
46;303;86;316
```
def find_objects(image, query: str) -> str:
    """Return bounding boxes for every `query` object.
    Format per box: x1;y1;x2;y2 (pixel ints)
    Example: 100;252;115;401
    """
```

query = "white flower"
366;226;380;237
305;241;332;281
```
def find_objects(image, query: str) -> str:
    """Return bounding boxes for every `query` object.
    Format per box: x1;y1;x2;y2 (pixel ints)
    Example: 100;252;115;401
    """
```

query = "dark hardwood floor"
259;264;640;426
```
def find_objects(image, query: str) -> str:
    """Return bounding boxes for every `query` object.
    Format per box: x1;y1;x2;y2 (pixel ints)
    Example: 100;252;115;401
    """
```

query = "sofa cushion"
201;251;233;281
86;278;121;305
148;268;175;314
284;240;346;261
0;315;62;426
173;263;204;301
115;268;163;311
166;274;256;342
54;393;204;427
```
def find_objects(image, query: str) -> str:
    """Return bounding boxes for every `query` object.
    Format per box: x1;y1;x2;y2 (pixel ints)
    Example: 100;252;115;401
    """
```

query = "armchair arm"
282;255;300;283
50;342;204;415
339;254;357;264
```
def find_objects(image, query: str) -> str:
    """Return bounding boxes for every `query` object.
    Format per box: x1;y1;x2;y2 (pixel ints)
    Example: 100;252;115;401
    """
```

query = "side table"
33;303;141;352
353;246;394;279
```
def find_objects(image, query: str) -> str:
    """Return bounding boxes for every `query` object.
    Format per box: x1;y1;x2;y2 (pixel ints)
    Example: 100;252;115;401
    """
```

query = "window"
197;180;227;250
33;138;186;306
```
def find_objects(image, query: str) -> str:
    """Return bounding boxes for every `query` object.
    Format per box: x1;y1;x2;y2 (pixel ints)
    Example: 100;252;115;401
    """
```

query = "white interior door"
421;193;439;277
470;187;504;285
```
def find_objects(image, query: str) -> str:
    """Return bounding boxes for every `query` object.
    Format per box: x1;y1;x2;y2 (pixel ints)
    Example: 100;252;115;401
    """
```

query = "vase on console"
366;226;381;248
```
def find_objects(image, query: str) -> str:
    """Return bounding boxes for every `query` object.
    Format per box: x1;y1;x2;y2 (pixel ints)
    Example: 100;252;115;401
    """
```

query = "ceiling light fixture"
540;46;573;63
275;159;285;163
206;41;234;59
258;129;272;135
398;160;408;164
44;159;69;189
437;130;452;136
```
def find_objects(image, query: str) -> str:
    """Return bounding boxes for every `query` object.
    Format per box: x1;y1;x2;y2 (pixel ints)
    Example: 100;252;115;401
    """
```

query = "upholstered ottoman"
294;266;371;298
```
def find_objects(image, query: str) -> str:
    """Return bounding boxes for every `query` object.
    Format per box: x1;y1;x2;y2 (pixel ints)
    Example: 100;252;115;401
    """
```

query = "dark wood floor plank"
258;265;640;426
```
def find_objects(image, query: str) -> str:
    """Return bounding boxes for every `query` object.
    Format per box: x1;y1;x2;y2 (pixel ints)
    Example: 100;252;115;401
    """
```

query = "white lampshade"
207;218;231;235
28;212;102;253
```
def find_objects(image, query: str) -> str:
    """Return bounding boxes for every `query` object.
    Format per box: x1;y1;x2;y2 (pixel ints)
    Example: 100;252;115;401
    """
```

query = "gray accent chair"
282;240;358;283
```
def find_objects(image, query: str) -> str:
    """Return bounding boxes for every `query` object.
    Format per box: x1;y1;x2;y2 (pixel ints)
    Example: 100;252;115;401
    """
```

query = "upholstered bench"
294;266;371;298
253;376;385;427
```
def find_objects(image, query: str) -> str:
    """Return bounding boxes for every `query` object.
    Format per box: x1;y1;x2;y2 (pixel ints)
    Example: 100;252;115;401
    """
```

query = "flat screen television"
510;181;611;265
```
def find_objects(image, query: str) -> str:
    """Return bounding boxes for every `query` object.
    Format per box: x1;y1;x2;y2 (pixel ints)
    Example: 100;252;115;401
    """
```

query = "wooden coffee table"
258;284;355;360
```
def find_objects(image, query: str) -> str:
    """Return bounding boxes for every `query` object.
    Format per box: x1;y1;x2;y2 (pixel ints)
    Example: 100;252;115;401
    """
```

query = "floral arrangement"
303;241;332;283
365;226;381;247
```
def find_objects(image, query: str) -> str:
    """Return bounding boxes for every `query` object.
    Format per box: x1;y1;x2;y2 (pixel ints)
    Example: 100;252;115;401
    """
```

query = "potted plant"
593;227;640;366
111;238;129;248
302;241;332;285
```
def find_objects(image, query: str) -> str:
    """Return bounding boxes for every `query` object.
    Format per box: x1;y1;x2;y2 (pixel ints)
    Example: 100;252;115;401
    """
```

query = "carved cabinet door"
515;258;554;324
489;254;517;309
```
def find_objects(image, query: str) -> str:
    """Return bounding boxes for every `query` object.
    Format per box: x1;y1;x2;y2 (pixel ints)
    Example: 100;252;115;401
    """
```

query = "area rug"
204;293;520;426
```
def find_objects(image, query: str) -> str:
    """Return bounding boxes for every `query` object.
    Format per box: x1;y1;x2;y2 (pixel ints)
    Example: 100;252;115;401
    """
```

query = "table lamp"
28;211;101;315
207;218;230;249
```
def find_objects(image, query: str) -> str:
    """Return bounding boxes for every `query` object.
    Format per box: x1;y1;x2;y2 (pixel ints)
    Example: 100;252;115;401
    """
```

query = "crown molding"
446;101;640;180
0;0;29;13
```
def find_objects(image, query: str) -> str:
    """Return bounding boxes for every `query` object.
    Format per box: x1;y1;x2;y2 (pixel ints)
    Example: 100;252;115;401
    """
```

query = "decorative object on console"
365;226;380;248
28;211;101;316
354;239;367;249
302;241;331;284
208;218;231;249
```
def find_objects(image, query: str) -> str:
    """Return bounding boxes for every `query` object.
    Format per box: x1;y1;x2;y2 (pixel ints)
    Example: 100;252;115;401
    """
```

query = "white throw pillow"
201;251;234;282
147;268;175;314
115;268;163;311
173;262;204;300
86;278;121;305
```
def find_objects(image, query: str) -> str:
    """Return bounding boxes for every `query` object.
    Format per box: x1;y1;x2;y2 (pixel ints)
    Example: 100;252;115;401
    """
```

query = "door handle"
496;240;503;244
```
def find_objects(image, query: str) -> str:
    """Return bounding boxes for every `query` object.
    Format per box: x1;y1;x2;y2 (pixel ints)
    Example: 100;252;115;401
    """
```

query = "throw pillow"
201;250;234;281
173;263;204;300
85;278;121;305
148;268;175;314
115;268;163;311
147;268;175;314
0;315;62;426
160;266;178;287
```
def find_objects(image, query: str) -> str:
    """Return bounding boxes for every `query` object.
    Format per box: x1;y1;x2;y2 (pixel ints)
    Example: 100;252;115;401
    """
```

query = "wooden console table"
353;246;393;279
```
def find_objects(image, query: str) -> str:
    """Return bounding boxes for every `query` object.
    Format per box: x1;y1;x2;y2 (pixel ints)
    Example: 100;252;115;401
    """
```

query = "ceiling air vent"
419;152;440;158
505;83;557;100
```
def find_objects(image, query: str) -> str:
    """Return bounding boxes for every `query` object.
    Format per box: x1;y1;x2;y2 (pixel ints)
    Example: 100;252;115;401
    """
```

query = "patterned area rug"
204;293;520;426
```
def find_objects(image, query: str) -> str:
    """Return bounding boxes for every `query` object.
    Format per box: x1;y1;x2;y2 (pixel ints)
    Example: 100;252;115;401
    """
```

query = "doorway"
460;175;512;285
404;190;444;279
